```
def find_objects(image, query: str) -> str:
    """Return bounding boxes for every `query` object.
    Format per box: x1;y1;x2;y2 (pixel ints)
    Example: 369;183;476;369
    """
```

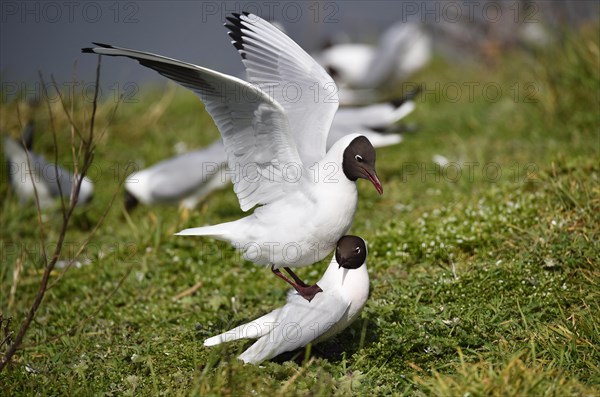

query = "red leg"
283;267;308;287
271;265;323;302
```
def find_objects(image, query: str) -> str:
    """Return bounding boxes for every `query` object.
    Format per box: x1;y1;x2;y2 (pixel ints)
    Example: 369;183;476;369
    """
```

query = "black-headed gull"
83;13;382;300
316;22;431;104
3;122;94;208
124;91;418;210
204;235;370;364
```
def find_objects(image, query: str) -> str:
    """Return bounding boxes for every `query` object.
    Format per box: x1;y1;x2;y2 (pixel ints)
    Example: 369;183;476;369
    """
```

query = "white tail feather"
175;225;230;237
203;310;282;347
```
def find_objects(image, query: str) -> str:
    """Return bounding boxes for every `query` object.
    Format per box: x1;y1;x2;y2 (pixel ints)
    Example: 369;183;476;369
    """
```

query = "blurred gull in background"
327;86;420;148
124;140;229;211
3;122;94;209
315;21;431;105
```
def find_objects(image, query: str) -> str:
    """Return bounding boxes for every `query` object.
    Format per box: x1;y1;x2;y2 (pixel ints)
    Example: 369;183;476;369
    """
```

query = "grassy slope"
1;25;599;395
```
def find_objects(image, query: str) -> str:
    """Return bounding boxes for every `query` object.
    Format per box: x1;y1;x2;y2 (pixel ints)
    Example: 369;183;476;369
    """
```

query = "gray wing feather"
84;43;304;211
225;13;339;166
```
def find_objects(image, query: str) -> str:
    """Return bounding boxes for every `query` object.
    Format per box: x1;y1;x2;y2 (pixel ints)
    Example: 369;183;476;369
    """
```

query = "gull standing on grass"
123;89;418;210
204;235;370;365
83;13;382;301
3;121;94;209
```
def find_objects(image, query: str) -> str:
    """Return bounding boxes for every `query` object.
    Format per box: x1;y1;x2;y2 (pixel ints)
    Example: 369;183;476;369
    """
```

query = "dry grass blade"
172;281;204;301
39;72;67;214
15;104;47;265
0;55;111;372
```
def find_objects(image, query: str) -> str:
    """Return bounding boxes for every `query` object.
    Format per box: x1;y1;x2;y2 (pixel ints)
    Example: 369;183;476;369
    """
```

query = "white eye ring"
355;154;363;162
355;247;361;254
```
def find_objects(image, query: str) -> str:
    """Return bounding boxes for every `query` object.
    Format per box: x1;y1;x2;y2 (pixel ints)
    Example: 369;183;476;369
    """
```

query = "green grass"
1;25;599;395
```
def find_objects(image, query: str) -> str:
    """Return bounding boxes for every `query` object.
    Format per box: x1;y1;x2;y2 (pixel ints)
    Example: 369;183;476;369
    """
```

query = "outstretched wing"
225;13;339;166
83;43;303;211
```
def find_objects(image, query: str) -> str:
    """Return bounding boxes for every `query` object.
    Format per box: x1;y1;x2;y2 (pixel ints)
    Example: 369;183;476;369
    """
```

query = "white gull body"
204;236;370;364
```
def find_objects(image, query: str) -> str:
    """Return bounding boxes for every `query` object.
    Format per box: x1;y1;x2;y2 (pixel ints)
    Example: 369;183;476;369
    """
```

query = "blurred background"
1;0;598;100
1;2;598;393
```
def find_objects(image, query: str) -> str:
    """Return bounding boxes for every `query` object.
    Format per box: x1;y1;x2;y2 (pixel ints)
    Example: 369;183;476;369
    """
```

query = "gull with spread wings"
83;13;382;301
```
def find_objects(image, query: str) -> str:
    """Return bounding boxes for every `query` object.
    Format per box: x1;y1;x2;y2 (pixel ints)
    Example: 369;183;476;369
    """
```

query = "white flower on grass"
432;154;449;166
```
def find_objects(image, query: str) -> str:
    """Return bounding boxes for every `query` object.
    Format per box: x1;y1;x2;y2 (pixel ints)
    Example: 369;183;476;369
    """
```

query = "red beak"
363;168;383;195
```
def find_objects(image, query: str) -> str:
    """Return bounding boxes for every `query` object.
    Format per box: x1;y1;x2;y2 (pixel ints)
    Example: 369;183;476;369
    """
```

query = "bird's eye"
355;154;363;162
355;247;361;254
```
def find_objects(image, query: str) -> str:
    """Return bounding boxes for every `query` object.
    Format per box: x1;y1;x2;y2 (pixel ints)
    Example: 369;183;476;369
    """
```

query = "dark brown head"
335;235;367;269
342;136;383;194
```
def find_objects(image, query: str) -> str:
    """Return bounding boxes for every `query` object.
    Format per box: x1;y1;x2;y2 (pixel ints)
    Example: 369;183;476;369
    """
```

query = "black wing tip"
233;12;251;19
409;85;423;97
82;42;113;53
225;17;243;34
124;190;139;212
225;12;254;29
225;15;250;57
225;12;251;25
228;12;249;20
390;85;422;107
228;38;245;53
370;125;388;134
225;18;245;33
227;32;244;50
224;23;238;33
22;120;35;150
373;123;419;135
225;17;241;27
